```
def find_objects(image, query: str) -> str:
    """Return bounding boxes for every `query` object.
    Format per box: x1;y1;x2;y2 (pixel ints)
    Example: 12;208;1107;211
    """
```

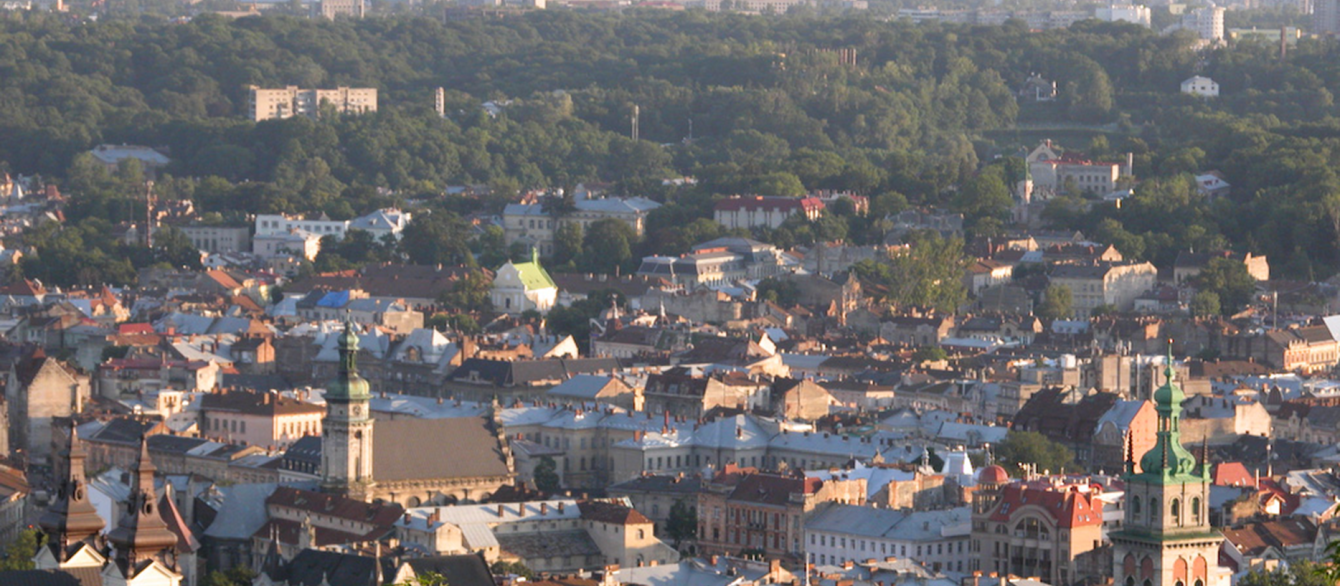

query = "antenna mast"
144;180;155;249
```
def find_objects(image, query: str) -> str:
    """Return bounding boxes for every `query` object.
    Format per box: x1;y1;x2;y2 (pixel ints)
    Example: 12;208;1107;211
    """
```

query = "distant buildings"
88;144;170;175
1182;76;1220;98
714;196;824;230
248;85;378;121
318;0;365;18
1049;261;1158;317
1317;0;1340;35
503;191;659;257
1027;140;1129;197
491;250;558;315
1094;4;1151;27
1178;5;1226;42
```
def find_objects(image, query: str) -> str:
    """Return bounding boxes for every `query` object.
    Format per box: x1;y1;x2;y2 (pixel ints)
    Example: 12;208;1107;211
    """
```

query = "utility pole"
631;105;640;142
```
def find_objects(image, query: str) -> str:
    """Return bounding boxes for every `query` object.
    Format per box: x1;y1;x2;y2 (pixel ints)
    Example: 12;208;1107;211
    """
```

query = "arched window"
1126;578;1135;586
1192;497;1202;523
1131;496;1142;517
1150;498;1160;521
1171;499;1181;524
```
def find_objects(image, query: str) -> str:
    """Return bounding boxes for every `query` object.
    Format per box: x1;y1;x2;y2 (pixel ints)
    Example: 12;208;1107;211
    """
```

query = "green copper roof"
326;321;371;403
1130;342;1206;485
512;249;556;291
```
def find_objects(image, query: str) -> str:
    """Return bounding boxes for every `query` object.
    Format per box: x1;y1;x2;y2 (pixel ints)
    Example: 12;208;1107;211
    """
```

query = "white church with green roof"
491;249;558;315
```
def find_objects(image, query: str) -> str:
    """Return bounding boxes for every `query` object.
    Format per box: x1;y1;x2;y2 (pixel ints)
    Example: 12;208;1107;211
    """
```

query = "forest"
3;10;1340;286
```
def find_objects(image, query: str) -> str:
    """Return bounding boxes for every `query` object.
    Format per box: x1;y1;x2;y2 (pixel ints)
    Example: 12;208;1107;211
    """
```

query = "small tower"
320;320;375;500
106;437;181;575
37;425;106;566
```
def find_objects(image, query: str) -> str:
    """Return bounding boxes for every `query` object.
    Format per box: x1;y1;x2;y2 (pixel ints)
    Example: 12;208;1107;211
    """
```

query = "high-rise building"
1181;5;1225;41
1315;0;1340;35
248;85;378;121
1110;349;1231;586
318;0;364;18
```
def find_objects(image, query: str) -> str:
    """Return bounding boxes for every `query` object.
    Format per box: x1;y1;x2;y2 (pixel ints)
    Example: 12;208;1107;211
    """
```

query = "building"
969;467;1107;586
6;348;91;466
713;196;824;230
1181;76;1220;98
253;229;322;261
696;471;865;564
502;195;660;257
1095;4;1151;26
1027;141;1127;196
804;505;971;573
88;144;171;175
1110;354;1232;586
179;225;251;254
319;322;516;505
1316;0;1340;35
200;389;325;449
1181;5;1225;42
491;250;558;315
248;86;377;121
1173;251;1268;283
1263;326;1340;373
255;209;410;241
636;237;787;289
318;0;364;17
1049;262;1158;317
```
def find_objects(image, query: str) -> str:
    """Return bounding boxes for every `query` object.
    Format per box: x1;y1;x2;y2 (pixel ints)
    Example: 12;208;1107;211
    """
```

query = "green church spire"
1134;341;1205;483
326;320;371;403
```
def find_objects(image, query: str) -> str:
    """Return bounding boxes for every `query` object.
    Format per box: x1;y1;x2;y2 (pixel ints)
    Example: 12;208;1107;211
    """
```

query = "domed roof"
979;464;1009;484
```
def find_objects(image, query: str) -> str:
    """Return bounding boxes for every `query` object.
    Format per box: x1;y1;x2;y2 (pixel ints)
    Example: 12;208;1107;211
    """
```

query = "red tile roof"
988;481;1104;528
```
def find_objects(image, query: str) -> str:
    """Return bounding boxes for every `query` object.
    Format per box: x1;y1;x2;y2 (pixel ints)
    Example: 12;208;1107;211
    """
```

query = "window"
1131;496;1141;517
1171;499;1181;524
1192;497;1202;523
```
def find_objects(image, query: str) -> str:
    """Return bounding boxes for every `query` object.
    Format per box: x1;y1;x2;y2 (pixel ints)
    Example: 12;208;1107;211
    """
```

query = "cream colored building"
248;85;377;121
1050;261;1158;317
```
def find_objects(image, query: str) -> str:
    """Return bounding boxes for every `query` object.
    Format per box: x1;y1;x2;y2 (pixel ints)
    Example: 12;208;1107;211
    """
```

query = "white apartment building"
179;226;251;254
1094;4;1151;27
805;505;973;574
1049;261;1158;317
1181;5;1225;41
248;86;377;121
1027;140;1127;196
713;196;825;230
254;209;410;242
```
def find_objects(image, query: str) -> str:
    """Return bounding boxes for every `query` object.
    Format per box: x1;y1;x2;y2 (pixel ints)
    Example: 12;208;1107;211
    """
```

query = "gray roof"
496;529;601;559
202;483;280;540
805;504;970;542
373;417;510;481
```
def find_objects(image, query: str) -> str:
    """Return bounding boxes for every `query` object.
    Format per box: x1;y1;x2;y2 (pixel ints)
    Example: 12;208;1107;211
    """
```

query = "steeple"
106;436;180;573
325;320;370;403
38;425;105;562
1135;341;1206;483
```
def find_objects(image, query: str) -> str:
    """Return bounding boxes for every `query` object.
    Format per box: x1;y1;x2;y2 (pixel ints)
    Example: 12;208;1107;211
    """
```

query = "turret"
106;436;179;573
38;425;105;562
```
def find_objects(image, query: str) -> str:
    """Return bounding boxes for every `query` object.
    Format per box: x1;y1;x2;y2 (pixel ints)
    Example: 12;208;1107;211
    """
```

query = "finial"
1165;338;1176;383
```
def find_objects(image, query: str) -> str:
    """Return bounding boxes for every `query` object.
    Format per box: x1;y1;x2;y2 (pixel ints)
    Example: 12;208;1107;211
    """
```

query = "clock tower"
1112;344;1227;586
321;321;375;500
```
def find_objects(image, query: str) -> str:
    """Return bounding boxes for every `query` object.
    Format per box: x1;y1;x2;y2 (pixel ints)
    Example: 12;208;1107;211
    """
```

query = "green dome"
326;321;371;403
1152;361;1184;409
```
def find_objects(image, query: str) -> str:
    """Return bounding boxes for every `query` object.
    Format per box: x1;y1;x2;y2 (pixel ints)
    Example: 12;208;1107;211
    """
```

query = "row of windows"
810;534;964;558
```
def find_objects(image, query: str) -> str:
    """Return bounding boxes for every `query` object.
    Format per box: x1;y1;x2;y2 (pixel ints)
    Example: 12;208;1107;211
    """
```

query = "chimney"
558;502;565;513
404;513;412;525
710;556;719;566
498;504;506;517
541;503;549;515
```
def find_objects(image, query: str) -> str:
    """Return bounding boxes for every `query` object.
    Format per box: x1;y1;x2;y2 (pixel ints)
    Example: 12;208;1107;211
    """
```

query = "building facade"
248;86;377;121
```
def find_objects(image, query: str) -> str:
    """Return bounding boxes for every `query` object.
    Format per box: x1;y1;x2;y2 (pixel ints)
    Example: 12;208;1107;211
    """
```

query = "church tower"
37;425;106;567
321;321;375;500
1112;345;1226;586
106;437;182;580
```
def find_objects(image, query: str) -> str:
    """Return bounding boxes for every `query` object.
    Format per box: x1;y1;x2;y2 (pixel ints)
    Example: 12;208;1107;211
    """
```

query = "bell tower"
321;320;375;500
1111;343;1225;586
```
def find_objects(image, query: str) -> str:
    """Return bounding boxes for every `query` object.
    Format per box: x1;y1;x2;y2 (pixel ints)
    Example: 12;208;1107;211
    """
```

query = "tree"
1196;258;1256;314
1037;285;1074;320
397;572;449;586
438;272;492;313
665;499;697;549
401;212;474;267
533;456;561;492
581;219;636;274
953;166;1013;225
851;231;967;312
912;346;948;363
0;529;39;571
994;431;1076;477
491;560;535;580
1190;291;1221;317
154;226;202;270
553;223;583;267
202;567;257;586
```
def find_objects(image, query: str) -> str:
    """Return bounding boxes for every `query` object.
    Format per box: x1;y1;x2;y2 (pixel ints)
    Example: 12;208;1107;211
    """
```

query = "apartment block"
248;85;377;121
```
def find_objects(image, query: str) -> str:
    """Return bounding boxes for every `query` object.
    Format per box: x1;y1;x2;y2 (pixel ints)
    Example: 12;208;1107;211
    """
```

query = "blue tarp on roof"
317;290;350;308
